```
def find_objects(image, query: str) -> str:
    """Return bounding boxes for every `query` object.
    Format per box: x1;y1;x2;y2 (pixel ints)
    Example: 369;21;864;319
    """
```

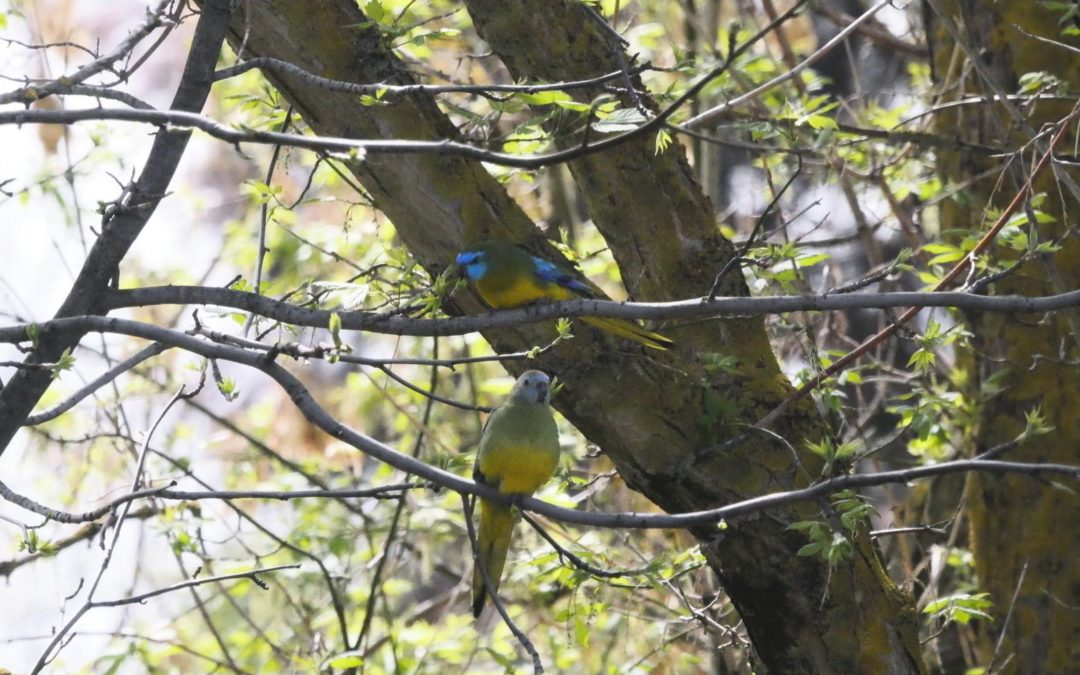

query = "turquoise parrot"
471;370;561;617
456;241;673;350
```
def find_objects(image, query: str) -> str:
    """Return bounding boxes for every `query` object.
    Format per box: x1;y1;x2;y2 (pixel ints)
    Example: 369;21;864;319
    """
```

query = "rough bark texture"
933;2;1080;673
205;1;928;671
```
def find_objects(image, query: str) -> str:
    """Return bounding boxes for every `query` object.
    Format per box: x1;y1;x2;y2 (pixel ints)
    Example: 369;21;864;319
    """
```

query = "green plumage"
471;371;560;617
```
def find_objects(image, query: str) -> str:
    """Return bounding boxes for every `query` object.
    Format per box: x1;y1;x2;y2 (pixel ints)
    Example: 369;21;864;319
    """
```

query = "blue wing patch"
531;256;591;295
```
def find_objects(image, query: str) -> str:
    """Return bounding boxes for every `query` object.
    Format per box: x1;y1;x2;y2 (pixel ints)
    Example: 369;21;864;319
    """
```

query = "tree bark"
932;2;1080;672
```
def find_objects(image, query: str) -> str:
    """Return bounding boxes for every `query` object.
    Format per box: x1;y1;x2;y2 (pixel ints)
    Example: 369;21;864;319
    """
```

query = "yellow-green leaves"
788;491;877;566
923;593;993;626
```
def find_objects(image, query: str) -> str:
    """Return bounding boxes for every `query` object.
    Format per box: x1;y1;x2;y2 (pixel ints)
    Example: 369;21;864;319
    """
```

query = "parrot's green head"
508;370;551;405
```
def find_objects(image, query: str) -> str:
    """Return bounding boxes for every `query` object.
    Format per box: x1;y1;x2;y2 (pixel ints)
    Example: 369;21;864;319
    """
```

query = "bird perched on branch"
471;369;561;617
455;241;673;350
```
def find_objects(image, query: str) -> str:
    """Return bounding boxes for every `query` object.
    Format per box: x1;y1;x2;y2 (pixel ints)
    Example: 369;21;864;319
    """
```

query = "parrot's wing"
530;256;592;296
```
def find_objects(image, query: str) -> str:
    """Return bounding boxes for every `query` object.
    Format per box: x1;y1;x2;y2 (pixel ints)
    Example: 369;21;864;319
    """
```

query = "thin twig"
462;495;543;674
32;385;187;672
987;560;1028;674
22;343;169;425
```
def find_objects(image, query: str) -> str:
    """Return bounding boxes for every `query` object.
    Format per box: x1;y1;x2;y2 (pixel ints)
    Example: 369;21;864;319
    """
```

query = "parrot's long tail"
583;316;674;351
472;499;515;617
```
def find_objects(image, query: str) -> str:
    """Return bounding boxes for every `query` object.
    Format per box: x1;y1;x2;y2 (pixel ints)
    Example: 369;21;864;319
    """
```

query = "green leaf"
51;348;76;380
520;90;573;106
217;376;239;402
553;99;593;112
574;614;590;647
555;318;574;338
838;369;863;385
797;541;824;557
326;651;365;669
804;113;838;130
592;107;647;133
364;0;386;23
329;312;343;349
654;128;672;154
795;253;830;268
907;348;936;372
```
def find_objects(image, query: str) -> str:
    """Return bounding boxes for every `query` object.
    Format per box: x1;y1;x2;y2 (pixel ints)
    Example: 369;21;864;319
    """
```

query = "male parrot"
456;241;673;350
471;369;561;617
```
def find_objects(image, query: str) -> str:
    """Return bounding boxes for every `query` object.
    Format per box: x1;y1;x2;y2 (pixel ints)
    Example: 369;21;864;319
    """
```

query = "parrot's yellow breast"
476;275;574;309
476;403;561;495
479;441;560;495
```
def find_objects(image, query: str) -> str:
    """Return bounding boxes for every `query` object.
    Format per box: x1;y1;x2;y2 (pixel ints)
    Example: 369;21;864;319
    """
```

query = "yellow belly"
476;276;573;308
479;442;559;495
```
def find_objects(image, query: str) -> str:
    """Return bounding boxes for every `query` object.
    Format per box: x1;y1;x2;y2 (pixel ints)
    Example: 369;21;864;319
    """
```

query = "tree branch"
215;56;646;97
0;480;419;525
23;343;169;425
0;0;176;105
94;285;1080;336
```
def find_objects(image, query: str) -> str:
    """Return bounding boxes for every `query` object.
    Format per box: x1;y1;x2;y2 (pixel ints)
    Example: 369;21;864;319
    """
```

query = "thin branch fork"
0;0;235;457
0;0;176;106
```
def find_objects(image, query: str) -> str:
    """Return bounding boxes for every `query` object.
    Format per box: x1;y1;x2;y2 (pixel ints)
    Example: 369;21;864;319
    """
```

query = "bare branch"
0;0;176;105
3;437;1075;532
93;285;1080;336
31;384;187;672
215;56;645;96
92;563;300;608
0;0;808;175
686;0;893;127
0;480;419;525
23;343;169;425
462;495;542;674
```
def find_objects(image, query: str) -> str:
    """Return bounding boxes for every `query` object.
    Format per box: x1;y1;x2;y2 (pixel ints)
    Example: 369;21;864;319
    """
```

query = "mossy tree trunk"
932;2;1080;672
203;1;929;671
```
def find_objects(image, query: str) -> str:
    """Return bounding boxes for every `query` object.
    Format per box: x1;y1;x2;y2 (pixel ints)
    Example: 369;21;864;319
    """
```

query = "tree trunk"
932;2;1080;672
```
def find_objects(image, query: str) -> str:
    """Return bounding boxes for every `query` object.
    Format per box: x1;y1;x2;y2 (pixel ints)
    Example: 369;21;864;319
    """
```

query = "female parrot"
471;369;561;617
455;241;673;350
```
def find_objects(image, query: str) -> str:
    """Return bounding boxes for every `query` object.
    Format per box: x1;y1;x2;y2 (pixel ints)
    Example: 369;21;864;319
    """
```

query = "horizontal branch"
90;563;299;609
0;478;419;524
2;316;1076;530
215;56;642;96
0;507;159;578
0;105;651;170
0;2;802;174
94;285;1080;337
